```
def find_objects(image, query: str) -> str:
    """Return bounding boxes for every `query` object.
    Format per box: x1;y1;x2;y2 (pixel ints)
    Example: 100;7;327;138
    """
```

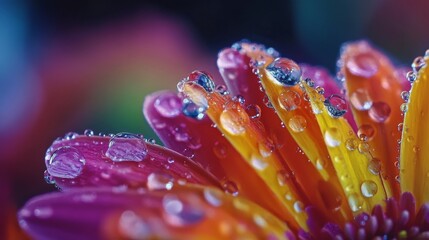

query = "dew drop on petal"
213;141;227;159
324;94;347;118
324;128;342;147
162;194;205;226
293;201;304;213
219;108;249;135
401;91;410;102
346;53;379;78
347;193;363;212
188;71;216;92
266;58;302;86
119;211;151;239
105;133;148;162
222;180;239;196
360;181;378;198
276;170;293;186
154;93;182;118
368;158;381;175
34;207;53;219
246;104;261;119
47;146;85;179
406;71;417;83
147;172;174;190
358;124;375;141
278;90;301;111
251;155;268;171
288;115;307;133
345;138;358;151
182;98;206;120
203;188;223;207
350;88;373;111
44;170;55;184
84;129;94;136
412;56;426;72
358;142;370;153
368;102;391;123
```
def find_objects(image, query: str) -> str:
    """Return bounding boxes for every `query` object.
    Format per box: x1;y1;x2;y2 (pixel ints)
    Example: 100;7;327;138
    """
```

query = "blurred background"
1;0;428;227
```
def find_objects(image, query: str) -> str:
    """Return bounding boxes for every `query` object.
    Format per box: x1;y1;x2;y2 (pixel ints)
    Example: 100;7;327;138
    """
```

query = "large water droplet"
346;53;379;78
147;172;174;190
266;58;301;86
360;180;378;198
119;211;151;239
105;133;148;162
350;89;372;111
324;128;342;147
368;158;381;175
182;98;206;120
219;107;249;135
288;115;307;133
278;90;301;111
188;71;216;92
368;102;391;123
348;193;363;212
324;94;347;118
251;155;268;171
162;194;205;226
154;93;182;118
47;146;85;179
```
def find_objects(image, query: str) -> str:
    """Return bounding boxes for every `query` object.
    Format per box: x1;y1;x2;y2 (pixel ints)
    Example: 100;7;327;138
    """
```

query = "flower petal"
219;46;352;225
44;135;220;190
144;90;296;224
400;52;429;207
18;186;290;240
341;41;403;198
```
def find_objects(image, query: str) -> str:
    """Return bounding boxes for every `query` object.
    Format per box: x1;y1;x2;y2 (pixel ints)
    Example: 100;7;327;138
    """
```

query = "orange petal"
340;41;402;199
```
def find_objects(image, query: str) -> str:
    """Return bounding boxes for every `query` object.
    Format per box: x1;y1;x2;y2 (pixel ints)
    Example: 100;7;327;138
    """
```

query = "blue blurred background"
1;0;428;210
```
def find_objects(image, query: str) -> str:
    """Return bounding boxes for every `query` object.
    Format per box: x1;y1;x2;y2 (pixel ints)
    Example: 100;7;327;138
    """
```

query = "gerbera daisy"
18;40;429;239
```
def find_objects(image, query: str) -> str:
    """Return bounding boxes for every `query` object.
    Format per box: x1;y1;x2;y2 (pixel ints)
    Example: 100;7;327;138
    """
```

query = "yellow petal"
400;54;429;207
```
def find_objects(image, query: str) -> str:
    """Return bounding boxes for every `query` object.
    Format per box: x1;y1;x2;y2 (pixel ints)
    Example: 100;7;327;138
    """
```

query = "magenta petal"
44;135;220;190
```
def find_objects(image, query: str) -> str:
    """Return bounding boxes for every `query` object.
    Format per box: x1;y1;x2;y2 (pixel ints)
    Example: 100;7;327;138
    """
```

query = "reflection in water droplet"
219;108;249;135
324;128;342;147
324;94;347;118
412;56;426;72
350;89;372;111
288;115;307;133
188;71;216;92
278;90;301;111
358;124;375;141
361;180;378;198
105;133;148;162
154;93;182;118
246;104;261;119
251;155;268;171
147;172;174;190
47;146;85;179
84;129;94;136
44;170;55;184
368;102;391;123
182;98;206;120
348;193;363;212
222;180;239;196
266;58;302;86
406;71;417;83
293;201;304;213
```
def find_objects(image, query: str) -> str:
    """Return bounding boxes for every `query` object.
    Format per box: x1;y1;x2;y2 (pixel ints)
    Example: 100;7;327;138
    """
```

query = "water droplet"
324;94;347;118
277;170;293;186
34;207;53;219
170;125;190;142
368;102;391;123
154;93;182;118
84;129;94;136
219;108;249;135
162;194;205;226
398;123;404;132
358;142;370;153
368;158;381;175
406;71;417;83
147;172;174;190
64;132;78;140
232;95;246;105
358;124;375;141
316;158;326;170
346;138;358;151
43;170;55;184
293;201;304;213
105;133;148;162
412;56;426;72
346;53;379;78
360;181;378;198
278;90;301;111
251;155;268;171
182;98;206;120
246;104;261;119
222;180;239;196
316;86;325;95
401;91;410;102
203;188;223;207
215;85;229;95
119;211;151;239
47;146;85;179
400;103;408;113
213;141;227;159
288;115;307;133
350;89;373;111
188;71;216;92
266;58;302;86
348;193;363;212
324;128;342;147
263;95;274;108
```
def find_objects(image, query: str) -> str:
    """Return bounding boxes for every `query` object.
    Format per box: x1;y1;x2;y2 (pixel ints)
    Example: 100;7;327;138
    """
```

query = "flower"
18;40;429;239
